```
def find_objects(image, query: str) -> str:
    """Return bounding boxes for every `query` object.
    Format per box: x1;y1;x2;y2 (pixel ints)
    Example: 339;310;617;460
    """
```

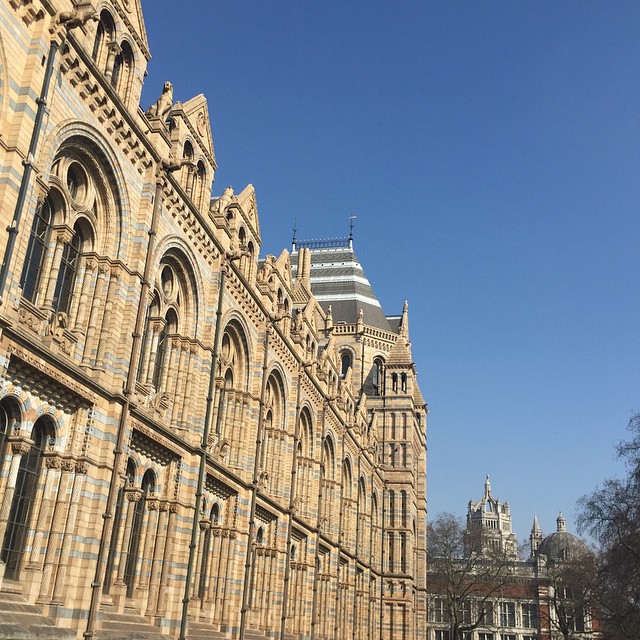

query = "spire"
399;300;409;339
484;474;491;498
532;514;541;534
530;514;543;556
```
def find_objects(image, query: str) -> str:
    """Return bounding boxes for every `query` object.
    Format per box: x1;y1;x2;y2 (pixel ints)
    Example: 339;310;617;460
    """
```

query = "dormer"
88;1;150;109
165;95;216;212
210;185;261;283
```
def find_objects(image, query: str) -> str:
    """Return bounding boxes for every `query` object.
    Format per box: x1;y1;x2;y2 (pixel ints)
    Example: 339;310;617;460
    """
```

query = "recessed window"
66;162;88;204
161;265;174;298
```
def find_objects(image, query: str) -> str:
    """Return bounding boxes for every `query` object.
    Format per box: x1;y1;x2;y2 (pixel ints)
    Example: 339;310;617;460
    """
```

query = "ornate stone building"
0;1;427;639
428;481;601;640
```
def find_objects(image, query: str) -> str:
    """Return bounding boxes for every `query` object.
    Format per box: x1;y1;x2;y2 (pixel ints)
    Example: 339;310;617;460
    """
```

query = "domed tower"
465;476;517;560
537;512;589;563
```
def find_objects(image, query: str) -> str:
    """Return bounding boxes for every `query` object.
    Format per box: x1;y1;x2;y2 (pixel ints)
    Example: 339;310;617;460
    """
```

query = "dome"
537;512;588;562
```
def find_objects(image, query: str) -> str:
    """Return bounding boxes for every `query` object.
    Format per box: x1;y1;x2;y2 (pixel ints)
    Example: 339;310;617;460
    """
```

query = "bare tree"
542;550;598;640
578;413;640;640
427;512;516;640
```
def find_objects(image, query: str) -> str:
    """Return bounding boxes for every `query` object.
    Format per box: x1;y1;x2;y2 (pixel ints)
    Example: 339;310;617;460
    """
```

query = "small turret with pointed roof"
530;514;543;557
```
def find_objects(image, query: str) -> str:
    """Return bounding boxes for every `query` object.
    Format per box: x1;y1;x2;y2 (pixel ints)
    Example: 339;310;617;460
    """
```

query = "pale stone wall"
0;2;427;639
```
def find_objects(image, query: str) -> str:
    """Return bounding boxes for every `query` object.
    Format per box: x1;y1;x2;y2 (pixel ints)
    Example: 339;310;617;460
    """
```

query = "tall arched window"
104;458;135;594
1;418;51;579
113;41;133;98
341;351;352;378
388;489;395;528
124;469;154;597
372;357;384;396
92;10;115;70
53;222;84;314
20;197;53;303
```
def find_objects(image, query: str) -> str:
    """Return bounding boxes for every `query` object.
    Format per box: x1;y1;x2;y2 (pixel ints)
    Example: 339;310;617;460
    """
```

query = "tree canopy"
578;413;640;639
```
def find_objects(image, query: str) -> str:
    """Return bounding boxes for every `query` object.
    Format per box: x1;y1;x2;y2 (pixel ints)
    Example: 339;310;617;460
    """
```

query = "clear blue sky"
140;1;640;544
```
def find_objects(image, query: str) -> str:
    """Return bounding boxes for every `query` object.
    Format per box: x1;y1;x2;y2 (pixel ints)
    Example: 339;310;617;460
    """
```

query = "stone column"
146;500;169;616
81;264;109;367
27;456;61;569
50;461;87;604
72;259;96;331
178;344;196;431
192;518;209;601
112;488;142;609
95;266;121;369
37;459;73;602
41;229;72;310
170;341;188;427
155;502;177;616
138;499;160;590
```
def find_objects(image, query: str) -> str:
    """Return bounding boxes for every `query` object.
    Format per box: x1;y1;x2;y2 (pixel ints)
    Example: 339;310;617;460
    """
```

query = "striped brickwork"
0;2;427;640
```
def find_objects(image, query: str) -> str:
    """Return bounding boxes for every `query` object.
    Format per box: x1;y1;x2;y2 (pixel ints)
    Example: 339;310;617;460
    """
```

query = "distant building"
428;480;602;640
0;1;427;639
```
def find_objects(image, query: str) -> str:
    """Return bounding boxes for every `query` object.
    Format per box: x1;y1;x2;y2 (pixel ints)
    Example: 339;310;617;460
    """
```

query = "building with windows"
427;482;601;640
0;1;427;639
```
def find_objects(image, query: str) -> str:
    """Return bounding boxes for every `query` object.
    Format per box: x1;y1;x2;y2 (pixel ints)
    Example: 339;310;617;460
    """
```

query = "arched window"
92;10;115;70
113;40;133;98
392;373;398;393
152;308;177;389
104;458;135;594
388;490;395;528
341;351;352;378
20;197;53;303
372;357;384;396
401;373;407;393
124;469;155;597
1;418;51;579
53;222;84;314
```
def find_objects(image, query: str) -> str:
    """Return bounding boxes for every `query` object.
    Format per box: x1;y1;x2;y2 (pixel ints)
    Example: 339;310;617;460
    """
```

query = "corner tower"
291;232;429;638
466;476;518;560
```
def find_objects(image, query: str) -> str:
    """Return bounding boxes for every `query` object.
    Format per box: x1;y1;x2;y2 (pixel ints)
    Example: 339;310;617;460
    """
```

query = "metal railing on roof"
294;237;351;250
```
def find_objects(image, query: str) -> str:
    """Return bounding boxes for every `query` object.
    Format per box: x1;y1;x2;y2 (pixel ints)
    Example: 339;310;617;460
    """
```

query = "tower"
465;476;518;560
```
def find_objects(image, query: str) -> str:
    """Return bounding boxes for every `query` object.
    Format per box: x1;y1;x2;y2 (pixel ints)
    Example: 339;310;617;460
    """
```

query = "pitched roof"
291;241;390;331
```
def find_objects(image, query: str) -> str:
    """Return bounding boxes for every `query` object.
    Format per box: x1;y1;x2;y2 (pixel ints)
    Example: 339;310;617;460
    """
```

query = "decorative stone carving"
146;81;174;120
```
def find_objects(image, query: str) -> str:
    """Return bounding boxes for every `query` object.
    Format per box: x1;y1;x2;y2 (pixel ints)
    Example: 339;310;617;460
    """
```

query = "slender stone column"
51;462;87;603
81;264;109;367
115;488;142;585
95;266;121;369
155;502;177;616
72;259;96;331
38;459;73;601
138;498;159;591
28;456;60;568
145;500;168;616
171;342;188;426
42;229;72;310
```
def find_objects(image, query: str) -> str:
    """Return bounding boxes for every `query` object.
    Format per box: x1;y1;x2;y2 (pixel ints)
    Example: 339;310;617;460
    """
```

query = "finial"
556;511;566;532
349;215;356;249
292;220;297;251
